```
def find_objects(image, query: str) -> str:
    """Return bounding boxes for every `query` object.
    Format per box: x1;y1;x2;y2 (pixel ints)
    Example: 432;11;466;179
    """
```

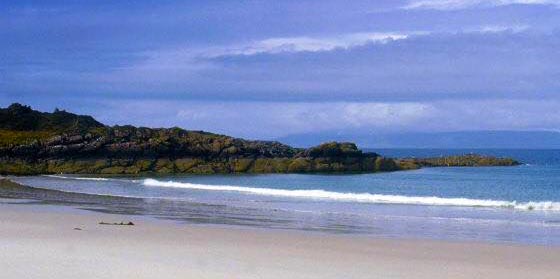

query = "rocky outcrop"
0;135;390;175
396;154;520;169
0;104;395;174
0;104;520;175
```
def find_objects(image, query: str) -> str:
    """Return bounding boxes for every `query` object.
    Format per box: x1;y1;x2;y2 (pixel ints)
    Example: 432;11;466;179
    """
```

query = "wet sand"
1;202;560;279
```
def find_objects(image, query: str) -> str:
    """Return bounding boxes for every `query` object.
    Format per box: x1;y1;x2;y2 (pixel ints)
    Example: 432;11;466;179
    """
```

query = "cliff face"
0;104;392;175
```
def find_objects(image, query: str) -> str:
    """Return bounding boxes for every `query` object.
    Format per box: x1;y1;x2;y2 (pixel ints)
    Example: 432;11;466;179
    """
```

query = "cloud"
3;27;558;104
172;101;435;137
11;27;554;105
463;24;529;33
85;31;410;91
77;100;434;138
62;98;559;139
403;0;560;10
151;29;560;100
132;32;411;65
215;32;410;56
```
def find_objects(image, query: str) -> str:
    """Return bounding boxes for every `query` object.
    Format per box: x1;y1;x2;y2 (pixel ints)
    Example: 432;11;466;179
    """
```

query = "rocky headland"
0;103;519;175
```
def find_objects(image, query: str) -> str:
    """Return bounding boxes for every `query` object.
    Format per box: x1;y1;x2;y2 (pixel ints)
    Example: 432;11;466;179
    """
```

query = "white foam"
143;178;560;211
44;175;111;181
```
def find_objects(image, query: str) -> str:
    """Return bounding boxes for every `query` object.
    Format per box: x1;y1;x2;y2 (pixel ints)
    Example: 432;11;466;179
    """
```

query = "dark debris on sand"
98;221;134;226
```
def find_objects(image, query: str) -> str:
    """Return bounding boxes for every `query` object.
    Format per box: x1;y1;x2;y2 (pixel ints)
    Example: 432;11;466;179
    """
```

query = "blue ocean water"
8;149;560;245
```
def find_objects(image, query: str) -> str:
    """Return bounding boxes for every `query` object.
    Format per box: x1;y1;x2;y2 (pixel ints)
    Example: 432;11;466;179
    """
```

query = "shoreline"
1;201;560;278
4;176;560;247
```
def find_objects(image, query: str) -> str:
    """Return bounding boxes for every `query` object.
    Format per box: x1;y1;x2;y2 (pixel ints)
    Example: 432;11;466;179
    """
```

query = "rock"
0;103;520;175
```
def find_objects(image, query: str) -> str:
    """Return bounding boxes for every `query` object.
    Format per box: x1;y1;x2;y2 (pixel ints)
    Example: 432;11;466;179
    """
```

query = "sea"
4;149;560;246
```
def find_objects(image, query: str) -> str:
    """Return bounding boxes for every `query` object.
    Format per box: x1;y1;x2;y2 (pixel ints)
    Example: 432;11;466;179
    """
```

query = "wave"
143;179;560;211
44;175;112;181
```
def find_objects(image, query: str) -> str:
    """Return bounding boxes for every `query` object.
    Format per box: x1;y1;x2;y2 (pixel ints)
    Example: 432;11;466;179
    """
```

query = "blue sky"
1;0;560;139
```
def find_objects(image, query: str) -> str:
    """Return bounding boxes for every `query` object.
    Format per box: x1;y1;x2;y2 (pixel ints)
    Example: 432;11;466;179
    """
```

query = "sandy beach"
0;202;559;279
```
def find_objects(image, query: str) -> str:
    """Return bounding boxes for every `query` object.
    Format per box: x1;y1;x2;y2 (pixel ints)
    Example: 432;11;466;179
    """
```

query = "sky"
1;0;560;140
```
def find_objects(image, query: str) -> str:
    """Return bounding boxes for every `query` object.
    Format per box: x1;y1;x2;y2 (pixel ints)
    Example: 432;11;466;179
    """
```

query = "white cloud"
464;24;529;33
95;32;410;82
216;32;409;56
340;103;434;127
403;0;560;10
88;31;412;93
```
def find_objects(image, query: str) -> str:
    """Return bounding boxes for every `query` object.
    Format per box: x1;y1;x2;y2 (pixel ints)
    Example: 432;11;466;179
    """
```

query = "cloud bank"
72;28;559;103
69;99;559;139
403;0;560;10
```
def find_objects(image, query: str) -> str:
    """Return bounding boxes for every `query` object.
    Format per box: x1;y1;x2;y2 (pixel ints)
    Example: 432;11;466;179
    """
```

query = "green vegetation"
0;130;53;147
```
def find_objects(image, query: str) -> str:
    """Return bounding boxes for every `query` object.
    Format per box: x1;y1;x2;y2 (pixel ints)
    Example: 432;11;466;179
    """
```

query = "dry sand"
1;202;559;279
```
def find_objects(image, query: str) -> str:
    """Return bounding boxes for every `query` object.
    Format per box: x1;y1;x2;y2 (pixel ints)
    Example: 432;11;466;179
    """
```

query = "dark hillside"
0;103;104;133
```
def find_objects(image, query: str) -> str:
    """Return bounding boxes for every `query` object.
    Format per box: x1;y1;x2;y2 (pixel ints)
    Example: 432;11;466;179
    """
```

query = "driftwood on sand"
98;221;134;226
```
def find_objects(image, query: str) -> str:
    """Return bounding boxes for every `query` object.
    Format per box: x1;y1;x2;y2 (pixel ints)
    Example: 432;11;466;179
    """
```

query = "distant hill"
277;131;560;149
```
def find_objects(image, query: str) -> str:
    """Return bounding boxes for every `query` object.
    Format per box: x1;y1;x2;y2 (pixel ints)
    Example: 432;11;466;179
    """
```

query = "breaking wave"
143;178;560;211
44;175;113;181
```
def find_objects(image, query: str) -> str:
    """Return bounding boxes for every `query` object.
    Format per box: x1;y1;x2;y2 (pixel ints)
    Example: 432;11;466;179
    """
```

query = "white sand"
1;202;559;279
